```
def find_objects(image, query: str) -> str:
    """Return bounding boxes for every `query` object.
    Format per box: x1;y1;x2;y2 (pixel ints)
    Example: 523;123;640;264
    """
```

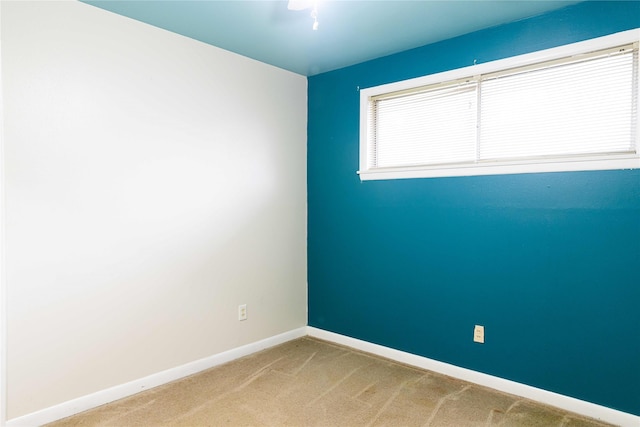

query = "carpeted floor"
47;337;615;426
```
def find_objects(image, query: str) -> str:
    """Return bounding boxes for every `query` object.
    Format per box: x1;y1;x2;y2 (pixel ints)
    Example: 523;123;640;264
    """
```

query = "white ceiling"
85;1;581;76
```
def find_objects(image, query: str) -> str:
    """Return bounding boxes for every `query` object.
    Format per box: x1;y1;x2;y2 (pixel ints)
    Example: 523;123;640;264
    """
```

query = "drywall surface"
308;1;640;416
2;1;306;419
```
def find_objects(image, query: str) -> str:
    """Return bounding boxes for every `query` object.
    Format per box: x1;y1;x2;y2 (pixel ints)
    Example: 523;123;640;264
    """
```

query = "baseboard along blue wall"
307;1;640;416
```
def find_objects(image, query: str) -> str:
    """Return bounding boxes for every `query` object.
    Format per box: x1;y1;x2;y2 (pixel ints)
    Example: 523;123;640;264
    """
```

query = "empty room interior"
1;0;639;426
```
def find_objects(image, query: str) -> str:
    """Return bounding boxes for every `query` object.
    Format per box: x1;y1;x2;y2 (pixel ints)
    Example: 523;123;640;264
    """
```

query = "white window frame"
359;29;640;181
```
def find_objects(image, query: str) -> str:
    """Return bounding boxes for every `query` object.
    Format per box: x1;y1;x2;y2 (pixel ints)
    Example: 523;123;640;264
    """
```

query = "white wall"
1;0;307;419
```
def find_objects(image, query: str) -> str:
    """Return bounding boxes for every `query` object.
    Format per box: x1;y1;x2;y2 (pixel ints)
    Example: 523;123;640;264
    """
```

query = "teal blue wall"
307;1;640;415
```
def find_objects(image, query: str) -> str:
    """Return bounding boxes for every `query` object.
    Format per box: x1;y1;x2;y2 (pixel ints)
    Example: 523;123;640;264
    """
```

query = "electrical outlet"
474;325;484;343
238;304;247;321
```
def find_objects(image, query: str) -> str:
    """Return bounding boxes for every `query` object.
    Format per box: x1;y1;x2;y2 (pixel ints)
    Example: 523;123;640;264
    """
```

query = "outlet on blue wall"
307;1;640;416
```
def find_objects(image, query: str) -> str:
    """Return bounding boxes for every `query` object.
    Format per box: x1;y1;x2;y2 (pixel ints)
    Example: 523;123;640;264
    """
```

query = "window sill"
357;156;640;181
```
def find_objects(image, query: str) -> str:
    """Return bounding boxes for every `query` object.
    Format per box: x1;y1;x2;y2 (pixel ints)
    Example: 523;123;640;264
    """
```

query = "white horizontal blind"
370;82;477;168
480;47;637;161
367;43;638;171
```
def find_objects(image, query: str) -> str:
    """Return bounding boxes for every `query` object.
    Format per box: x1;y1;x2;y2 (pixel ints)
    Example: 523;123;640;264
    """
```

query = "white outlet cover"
474;325;485;343
238;304;247;321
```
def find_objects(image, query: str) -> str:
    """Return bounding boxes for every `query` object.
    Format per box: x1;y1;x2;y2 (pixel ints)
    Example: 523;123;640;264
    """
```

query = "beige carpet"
47;337;615;426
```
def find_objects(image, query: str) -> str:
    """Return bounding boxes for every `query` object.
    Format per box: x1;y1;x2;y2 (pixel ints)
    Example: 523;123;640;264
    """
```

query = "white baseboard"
307;327;638;427
7;326;637;427
6;327;307;427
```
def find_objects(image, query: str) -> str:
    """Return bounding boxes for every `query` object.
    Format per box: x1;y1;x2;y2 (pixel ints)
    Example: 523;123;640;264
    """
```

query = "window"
359;29;640;181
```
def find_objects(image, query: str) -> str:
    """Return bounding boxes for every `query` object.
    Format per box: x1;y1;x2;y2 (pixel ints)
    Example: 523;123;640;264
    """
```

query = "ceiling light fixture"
287;0;319;31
